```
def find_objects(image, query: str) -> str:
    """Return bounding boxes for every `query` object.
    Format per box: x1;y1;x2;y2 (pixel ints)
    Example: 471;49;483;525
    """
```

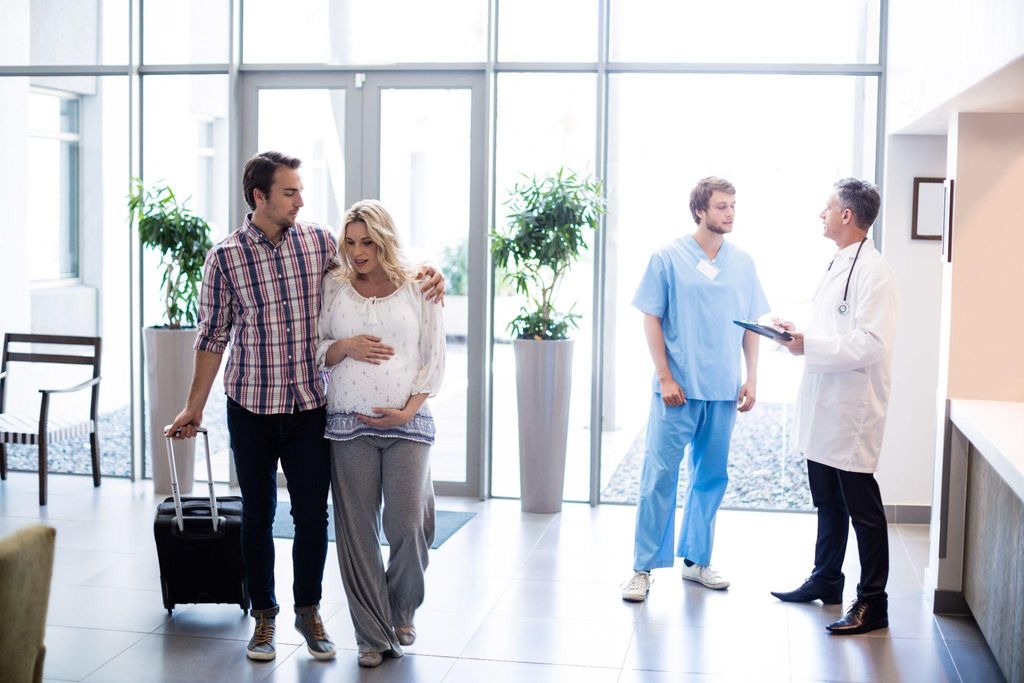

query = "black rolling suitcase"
154;426;250;615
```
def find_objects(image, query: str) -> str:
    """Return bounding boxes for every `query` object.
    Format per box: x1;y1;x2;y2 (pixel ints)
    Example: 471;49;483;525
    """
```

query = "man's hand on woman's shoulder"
416;265;446;304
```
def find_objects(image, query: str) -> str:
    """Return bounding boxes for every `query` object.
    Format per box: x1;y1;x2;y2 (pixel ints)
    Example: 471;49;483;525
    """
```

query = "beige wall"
944;112;1024;400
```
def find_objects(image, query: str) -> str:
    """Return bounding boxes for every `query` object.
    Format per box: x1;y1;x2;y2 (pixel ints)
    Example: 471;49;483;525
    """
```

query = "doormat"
272;501;475;549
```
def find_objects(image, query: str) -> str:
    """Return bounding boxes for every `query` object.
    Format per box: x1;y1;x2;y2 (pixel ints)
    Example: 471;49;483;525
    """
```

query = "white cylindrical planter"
144;327;197;495
513;338;574;513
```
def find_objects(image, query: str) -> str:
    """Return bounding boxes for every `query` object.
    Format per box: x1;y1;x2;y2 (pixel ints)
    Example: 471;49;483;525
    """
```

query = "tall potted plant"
129;180;212;494
491;168;605;512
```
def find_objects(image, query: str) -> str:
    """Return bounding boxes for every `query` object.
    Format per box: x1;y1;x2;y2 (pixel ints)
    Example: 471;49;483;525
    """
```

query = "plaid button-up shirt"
195;215;337;415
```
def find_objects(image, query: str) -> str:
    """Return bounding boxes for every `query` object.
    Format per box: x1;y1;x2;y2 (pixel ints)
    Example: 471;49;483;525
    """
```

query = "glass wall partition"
0;75;132;477
600;74;879;508
242;0;487;64
239;70;486;495
491;73;598;502
141;74;230;481
497;0;598;62
1;0;885;503
0;0;129;65
377;86;475;484
142;0;230;64
610;0;881;63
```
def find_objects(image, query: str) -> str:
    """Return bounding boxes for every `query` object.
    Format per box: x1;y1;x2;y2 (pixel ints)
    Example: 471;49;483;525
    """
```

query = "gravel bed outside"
600;402;814;511
6;406;133;477
7;398;813;512
5;390;233;480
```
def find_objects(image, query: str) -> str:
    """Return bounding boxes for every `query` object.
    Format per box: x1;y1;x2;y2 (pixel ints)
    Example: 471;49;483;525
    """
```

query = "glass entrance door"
239;71;486;496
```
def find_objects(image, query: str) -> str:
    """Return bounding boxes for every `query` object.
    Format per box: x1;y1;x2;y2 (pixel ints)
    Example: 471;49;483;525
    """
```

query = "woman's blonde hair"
334;199;417;286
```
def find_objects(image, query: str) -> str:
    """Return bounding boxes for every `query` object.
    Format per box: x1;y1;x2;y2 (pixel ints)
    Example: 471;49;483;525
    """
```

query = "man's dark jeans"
226;397;330;611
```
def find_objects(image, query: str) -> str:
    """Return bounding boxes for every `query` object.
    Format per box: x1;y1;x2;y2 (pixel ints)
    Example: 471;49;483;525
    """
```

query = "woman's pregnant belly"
326;354;418;414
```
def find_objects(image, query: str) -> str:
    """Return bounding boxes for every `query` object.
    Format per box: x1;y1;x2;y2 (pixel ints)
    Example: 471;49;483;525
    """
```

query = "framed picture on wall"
911;177;944;240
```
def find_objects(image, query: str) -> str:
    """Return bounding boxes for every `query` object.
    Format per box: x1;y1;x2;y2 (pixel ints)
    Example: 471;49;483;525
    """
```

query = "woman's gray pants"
329;436;435;654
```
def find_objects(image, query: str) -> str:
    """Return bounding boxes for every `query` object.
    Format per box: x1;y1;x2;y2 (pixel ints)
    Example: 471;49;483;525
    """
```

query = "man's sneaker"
295;604;336;660
681;563;730;590
247;607;279;661
621;571;652;602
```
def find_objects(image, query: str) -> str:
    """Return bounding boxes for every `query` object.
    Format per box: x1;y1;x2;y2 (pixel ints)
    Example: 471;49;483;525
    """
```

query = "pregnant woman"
315;200;445;667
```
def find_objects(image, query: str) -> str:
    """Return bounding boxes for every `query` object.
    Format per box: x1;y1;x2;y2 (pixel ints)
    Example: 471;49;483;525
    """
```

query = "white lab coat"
791;239;898;473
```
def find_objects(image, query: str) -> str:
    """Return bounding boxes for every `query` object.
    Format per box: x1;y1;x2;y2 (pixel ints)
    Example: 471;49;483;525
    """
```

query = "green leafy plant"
128;179;213;328
441;240;469;296
441;238;516;298
491;168;605;340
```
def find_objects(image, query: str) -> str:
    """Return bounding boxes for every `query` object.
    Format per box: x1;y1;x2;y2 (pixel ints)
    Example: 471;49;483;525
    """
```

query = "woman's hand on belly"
341;335;396;365
357;406;415;428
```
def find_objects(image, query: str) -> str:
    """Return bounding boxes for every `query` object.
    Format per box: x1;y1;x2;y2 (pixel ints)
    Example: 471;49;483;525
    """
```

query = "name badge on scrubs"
696;259;720;280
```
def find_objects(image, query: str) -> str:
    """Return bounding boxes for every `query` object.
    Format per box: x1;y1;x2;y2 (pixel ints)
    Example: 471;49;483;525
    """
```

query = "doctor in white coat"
770;178;897;636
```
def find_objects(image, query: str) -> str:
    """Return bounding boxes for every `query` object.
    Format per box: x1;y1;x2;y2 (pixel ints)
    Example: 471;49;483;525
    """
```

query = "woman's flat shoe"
395;626;416;646
358;651;384;668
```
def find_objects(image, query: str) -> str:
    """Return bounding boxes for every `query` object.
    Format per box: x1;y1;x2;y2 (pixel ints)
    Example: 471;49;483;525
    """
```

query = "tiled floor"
0;472;1007;682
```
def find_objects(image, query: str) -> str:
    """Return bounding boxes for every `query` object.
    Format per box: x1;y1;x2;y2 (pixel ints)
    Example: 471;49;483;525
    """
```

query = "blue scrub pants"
633;396;737;570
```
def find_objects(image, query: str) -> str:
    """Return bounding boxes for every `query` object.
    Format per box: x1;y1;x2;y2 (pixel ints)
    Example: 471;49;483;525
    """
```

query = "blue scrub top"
632;235;770;401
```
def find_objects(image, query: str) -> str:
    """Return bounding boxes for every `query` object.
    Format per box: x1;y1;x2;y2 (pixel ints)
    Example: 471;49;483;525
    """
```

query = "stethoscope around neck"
827;237;867;315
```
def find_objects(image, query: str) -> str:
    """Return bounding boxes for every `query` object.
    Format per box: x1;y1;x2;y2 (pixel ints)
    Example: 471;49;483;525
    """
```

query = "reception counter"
930;399;1024;682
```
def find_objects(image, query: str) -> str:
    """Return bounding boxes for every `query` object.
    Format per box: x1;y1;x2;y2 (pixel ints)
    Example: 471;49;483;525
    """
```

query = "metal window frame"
0;0;888;499
235;68;487;497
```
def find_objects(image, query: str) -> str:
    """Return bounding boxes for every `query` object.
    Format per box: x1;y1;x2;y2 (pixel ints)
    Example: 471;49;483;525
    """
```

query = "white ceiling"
896;55;1024;134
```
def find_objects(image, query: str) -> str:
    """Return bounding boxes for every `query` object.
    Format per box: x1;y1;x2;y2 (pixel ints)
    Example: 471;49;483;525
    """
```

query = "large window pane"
610;0;881;63
28;91;80;281
0;75;132;477
600;73;877;509
493;73;597;502
143;0;230;64
142;75;230;481
498;0;598;62
243;0;486;64
257;88;347;230
379;88;473;484
0;0;129;65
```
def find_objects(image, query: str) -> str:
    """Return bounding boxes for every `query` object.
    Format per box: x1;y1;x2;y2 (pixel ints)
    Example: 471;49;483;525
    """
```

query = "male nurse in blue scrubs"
622;176;769;602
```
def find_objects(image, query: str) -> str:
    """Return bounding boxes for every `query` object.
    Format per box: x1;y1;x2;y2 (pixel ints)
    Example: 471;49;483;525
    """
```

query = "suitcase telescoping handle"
164;425;220;533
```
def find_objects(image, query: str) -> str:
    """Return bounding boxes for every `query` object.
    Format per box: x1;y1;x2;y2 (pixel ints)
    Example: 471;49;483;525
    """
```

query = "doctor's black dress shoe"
827;598;889;635
770;577;843;604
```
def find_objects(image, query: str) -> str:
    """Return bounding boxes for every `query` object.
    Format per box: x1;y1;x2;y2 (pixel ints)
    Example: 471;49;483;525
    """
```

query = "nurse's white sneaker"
681;563;730;590
621;571;652;602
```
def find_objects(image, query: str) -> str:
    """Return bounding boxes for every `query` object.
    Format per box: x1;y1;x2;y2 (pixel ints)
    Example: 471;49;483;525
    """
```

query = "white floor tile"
0;472;1000;682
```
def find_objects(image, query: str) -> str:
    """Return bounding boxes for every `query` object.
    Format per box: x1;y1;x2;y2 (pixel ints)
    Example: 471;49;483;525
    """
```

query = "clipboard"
733;319;793;342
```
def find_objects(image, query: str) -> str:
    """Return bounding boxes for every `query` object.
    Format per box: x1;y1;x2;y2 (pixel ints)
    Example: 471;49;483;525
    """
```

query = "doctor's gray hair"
834;178;880;229
689;176;736;225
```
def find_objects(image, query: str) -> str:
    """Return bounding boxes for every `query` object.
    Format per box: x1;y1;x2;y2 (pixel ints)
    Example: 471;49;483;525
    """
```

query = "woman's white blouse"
315;273;445;443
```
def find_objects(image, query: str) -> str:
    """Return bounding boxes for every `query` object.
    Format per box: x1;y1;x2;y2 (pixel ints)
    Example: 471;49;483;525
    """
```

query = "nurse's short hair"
834;178;881;229
689;177;736;225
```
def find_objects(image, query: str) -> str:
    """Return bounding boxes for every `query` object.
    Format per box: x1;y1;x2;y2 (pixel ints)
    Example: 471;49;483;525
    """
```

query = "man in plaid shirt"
167;151;444;662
